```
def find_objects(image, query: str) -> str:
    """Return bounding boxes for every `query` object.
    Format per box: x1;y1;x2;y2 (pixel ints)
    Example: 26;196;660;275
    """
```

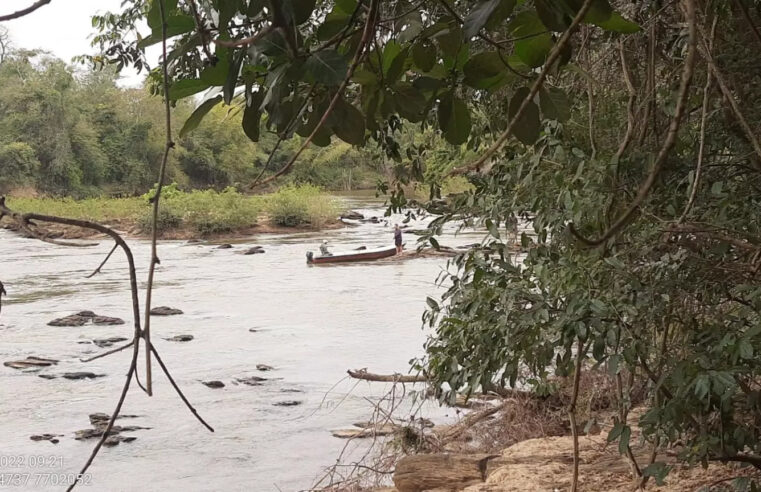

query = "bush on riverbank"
266;184;340;228
8;184;342;236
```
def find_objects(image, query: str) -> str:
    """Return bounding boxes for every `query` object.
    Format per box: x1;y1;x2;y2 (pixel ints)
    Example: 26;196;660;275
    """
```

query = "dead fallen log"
393;453;507;492
347;369;428;383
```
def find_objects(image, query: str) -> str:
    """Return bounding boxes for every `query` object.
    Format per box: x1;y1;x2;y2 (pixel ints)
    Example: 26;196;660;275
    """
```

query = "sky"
1;0;153;87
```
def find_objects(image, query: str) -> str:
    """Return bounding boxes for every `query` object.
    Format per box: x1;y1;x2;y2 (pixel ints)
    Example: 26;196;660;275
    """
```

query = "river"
0;196;483;491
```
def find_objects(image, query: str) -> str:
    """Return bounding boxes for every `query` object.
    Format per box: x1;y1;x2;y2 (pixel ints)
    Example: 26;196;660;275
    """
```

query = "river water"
0;196;483;492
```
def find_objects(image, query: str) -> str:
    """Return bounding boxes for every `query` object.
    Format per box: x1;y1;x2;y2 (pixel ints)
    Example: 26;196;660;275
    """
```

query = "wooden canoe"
307;245;396;264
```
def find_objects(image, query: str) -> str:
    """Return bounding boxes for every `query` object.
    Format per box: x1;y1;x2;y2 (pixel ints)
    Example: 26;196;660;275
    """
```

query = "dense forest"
0;35;389;197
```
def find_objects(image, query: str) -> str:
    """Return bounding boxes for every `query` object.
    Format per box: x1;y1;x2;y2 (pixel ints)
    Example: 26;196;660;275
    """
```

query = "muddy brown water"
0;196;485;491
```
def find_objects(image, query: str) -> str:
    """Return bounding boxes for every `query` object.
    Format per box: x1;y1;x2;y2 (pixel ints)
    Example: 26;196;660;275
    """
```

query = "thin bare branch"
141;0;177;396
569;0;698;246
0;0;52;22
679;15;717;223
80;340;134;363
86;243;118;278
150;344;215;432
215;25;273;48
348;369;428;383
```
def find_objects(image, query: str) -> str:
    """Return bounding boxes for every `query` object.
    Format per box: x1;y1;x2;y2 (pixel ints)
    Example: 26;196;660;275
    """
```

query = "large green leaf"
412;41;437;72
510;11;553;68
283;0;316;25
137;15;195;49
305;50;349;86
179;96;223;138
382;41;403;76
534;0;572;31
169;78;210;100
539;87;571;122
508;87;541;145
242;90;264;142
463;0;515;39
330;99;365;145
435;24;464;59
200;47;231;86
595;12;640;33
146;0;179;31
316;10;350;41
463;51;509;90
438;92;472;145
223;50;244;104
395;84;428;123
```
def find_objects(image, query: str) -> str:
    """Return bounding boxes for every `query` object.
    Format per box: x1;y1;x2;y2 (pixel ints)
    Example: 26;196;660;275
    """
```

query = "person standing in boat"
319;240;332;256
394;224;403;254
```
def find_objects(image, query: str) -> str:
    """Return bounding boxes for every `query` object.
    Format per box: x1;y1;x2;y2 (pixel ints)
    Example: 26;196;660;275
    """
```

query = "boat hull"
307;246;396;264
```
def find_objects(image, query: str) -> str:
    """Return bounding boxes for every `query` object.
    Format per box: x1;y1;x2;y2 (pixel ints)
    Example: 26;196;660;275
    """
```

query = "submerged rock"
248;328;259;333
341;211;365;220
150;306;183;316
92;337;128;348
235;376;267;386
48;315;89;327
186;239;202;244
216;244;233;249
203;380;225;388
48;311;124;327
89;413;141;429
164;334;194;342
30;433;62;444
354;246;367;250
4;356;58;370
273;400;302;407
39;372;105;380
256;364;274;371
244;246;265;255
92;316;125;325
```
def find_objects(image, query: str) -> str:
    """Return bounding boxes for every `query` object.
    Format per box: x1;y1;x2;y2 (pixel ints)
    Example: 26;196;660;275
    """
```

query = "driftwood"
393;453;507;492
347;369;428;383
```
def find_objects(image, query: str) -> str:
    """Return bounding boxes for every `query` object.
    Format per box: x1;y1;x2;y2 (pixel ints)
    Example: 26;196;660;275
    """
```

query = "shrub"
265;184;339;227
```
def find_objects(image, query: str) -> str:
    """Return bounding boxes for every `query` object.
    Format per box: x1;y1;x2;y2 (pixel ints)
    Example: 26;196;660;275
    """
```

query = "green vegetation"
84;0;761;484
9;184;340;235
265;184;340;228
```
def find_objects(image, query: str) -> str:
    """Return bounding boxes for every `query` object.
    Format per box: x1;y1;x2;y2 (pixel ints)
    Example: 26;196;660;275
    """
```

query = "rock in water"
60;372;105;380
92;316;125;325
273;400;302;407
256;364;274;371
354;246;367;250
341;211;364;220
216;244;233;249
92;337;128;348
164;334;194;342
150;306;183;316
4;356;58;370
48;315;89;327
48;311;124;327
243;247;265;255
30;434;62;444
203;380;225;388
235;376;267;386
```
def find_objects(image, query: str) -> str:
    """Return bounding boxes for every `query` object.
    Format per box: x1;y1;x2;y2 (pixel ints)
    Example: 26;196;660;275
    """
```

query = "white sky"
1;0;153;87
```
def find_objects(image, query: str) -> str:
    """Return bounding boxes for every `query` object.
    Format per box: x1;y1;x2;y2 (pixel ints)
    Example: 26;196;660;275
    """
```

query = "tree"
18;0;761;487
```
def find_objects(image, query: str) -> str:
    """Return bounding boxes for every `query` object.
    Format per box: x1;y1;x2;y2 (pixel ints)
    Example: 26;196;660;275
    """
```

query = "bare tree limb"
679;15;717;224
80;340;134;363
215;25;273;48
348;369;428;383
569;0;698;247
450;0;596;176
86;243;118;278
0;0;52;22
150;344;215;432
141;0;176;396
250;0;379;189
698;18;761;169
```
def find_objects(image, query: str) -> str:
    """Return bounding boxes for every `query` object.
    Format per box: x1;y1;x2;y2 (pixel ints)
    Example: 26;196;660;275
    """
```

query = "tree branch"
86;243;118;278
0;0;52;22
450;0;596;176
348;369;427;383
569;0;698;246
250;0;380;189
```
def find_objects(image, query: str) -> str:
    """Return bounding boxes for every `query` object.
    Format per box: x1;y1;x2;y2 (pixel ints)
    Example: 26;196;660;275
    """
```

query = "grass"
8;184;342;236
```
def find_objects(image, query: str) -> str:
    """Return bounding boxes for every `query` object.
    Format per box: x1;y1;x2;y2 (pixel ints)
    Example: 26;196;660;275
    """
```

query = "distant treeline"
0;49;386;197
